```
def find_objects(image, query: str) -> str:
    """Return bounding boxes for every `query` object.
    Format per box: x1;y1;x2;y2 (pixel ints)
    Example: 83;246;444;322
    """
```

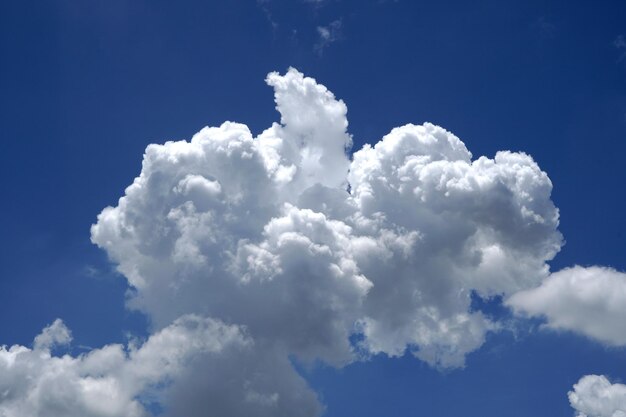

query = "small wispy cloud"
533;16;556;38
528;15;557;41
315;19;342;55
614;34;626;62
302;0;334;9
256;0;278;31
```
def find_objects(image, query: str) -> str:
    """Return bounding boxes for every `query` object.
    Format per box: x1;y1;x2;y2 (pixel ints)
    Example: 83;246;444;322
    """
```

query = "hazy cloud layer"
3;68;619;416
569;375;626;417
508;266;626;346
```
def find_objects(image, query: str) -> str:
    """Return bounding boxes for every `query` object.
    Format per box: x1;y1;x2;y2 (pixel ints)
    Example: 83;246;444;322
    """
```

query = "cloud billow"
569;375;626;417
1;68;622;416
88;67;563;414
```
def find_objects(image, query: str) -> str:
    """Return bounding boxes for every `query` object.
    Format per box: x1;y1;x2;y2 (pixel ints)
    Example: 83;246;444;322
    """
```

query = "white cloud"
0;316;241;417
315;20;342;54
33;318;72;351
615;35;626;63
256;0;278;31
0;316;321;417
1;68;572;416
507;266;626;346
262;68;352;193
92;69;563;373
347;124;563;367
569;375;626;417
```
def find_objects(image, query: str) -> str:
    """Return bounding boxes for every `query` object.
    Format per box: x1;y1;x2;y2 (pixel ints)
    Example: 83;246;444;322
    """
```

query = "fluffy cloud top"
32;318;72;351
2;68;578;416
508;266;626;346
569;375;626;417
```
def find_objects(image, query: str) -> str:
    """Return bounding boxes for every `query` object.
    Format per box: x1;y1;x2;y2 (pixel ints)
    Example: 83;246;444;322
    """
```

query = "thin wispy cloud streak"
615;34;626;62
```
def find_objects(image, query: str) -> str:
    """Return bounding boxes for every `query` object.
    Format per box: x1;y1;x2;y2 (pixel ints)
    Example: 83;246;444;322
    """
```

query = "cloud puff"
507;266;626;346
0;316;240;417
32;318;72;351
347;124;564;367
3;68;570;416
569;375;626;417
0;316;320;417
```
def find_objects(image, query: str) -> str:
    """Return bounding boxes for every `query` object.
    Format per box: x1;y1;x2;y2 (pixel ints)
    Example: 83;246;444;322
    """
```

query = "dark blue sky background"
1;1;625;416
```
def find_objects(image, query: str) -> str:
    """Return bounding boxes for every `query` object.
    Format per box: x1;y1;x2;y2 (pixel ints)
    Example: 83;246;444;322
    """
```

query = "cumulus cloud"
0;316;239;417
33;318;72;351
0;316;320;417
569;375;626;417
91;68;563;371
347;124;564;367
507;266;626;346
2;68;573;416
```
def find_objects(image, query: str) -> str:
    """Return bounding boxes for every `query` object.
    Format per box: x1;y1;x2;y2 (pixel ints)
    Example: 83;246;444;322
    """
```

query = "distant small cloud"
83;264;101;278
315;19;342;55
81;264;114;280
532;16;556;38
303;0;335;8
256;0;278;31
614;34;626;62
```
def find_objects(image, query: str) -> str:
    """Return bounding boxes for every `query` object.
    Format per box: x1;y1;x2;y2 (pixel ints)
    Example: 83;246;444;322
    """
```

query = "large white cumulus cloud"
569;375;626;417
1;68;582;416
86;68;566;414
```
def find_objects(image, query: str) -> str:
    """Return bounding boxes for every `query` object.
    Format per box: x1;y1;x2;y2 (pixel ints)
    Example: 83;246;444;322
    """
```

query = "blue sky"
1;1;626;416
